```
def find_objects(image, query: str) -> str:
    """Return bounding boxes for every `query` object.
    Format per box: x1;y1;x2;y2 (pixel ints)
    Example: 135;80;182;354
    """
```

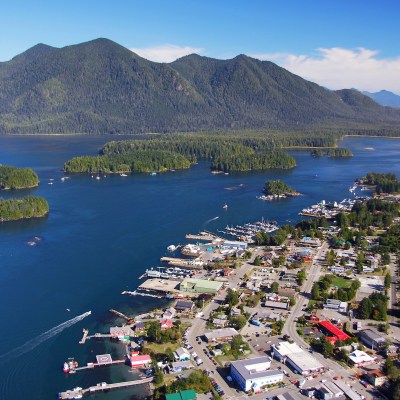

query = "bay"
0;135;399;400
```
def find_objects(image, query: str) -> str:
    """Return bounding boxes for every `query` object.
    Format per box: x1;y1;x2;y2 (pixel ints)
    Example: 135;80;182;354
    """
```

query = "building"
222;240;248;250
272;342;324;375
347;350;375;367
277;392;302;400
213;318;228;327
163;307;176;319
171;361;194;373
134;322;145;331
160;319;174;329
204;328;239;343
264;300;289;310
174;300;194;312
318;321;350;343
109;325;134;339
174;347;191;361
358;329;386;350
130;354;151;368
316;381;344;398
366;370;387;387
300;237;321;247
165;389;197;400
323;299;348;313
180;278;223;294
230;356;283;392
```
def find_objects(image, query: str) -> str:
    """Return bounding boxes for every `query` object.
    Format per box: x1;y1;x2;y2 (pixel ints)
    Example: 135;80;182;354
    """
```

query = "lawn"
143;341;180;354
331;276;352;289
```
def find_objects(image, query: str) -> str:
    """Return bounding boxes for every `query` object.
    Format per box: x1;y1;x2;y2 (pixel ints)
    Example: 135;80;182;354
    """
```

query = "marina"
218;218;279;240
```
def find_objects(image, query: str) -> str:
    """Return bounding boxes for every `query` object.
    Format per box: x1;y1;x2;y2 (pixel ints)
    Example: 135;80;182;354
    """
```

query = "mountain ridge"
362;89;400;107
0;38;399;134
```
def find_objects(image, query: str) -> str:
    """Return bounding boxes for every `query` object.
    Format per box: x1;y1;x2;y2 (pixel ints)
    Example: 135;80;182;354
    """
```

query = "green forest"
326;147;353;158
0;196;49;222
64;150;192;173
263;180;297;195
0;165;39;189
363;172;400;194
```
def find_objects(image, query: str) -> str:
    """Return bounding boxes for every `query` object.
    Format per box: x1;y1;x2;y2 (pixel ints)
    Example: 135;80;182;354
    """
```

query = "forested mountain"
1;38;400;134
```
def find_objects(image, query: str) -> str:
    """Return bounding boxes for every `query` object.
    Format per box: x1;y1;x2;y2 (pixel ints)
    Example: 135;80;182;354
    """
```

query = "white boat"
120;173;128;177
48;182;53;185
223;203;228;209
96;176;100;180
167;245;176;251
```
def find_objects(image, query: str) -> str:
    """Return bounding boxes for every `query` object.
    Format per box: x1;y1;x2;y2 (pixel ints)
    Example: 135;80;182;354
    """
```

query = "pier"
160;257;203;269
59;377;153;399
109;308;132;321
79;329;89;344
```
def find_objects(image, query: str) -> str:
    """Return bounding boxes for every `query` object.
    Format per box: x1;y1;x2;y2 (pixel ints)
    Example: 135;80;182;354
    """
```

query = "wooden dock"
109;308;132;321
74;359;125;371
59;377;153;399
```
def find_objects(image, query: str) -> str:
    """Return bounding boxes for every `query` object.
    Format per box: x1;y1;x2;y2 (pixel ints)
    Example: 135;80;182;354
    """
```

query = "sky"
1;0;399;93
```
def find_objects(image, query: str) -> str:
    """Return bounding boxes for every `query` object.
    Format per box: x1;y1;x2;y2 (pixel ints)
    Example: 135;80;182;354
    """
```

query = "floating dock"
109;308;132;321
59;377;153;399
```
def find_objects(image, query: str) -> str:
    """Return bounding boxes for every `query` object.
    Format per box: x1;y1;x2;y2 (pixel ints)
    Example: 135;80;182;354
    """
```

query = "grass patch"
331;276;352;289
143;341;180;354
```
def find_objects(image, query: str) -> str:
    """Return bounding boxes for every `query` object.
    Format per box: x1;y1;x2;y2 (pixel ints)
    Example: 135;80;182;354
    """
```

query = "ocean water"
0;135;399;400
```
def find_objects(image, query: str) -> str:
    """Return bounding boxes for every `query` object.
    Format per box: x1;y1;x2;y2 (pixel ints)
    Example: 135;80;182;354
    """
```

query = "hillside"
1;38;400;134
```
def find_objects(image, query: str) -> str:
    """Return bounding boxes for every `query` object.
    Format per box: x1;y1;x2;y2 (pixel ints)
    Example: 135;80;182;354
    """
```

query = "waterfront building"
174;300;194;312
230;356;283;391
130;354;151;368
180;278;223;294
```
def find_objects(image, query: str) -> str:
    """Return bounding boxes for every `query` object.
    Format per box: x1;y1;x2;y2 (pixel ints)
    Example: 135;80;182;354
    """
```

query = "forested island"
263;180;299;196
310;147;353;158
65;133;297;173
360;172;400;194
0;196;49;222
0;166;39;189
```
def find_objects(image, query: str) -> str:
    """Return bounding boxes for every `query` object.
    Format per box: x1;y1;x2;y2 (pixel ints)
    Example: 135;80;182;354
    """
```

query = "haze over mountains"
362;90;400;108
1;38;399;134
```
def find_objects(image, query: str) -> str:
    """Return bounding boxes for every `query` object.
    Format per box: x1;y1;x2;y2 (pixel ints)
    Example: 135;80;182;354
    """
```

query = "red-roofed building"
319;320;350;342
160;319;174;329
130;354;151;368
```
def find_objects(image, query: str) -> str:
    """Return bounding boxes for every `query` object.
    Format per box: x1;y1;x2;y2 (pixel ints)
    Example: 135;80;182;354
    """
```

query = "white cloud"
252;47;400;94
130;44;203;63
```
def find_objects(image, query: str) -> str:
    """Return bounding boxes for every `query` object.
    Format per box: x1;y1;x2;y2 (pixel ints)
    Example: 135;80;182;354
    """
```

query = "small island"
257;179;301;200
0;196;49;222
310;147;353;158
0;165;39;190
357;172;400;194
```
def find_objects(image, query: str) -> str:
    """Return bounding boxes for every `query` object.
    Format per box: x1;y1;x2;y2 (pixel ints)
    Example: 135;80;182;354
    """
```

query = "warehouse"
231;356;283;391
204;328;239;343
358;329;386;350
272;342;324;375
318;320;350;343
180;278;223;294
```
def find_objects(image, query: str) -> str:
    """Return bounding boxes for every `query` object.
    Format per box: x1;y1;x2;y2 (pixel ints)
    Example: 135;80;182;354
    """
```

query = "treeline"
364;172;400;194
211;151;296;172
64;150;192;173
335;199;399;230
358;292;388;321
0;165;39;189
326;147;353;158
311;275;361;302
0;196;49;222
263;179;296;195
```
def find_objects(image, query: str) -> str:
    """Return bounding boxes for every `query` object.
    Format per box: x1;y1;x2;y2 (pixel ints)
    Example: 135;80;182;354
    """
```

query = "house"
174;300;194;313
204;328;239;343
264;300;289;310
223;268;234;276
366;370;387;386
130;354;151;368
163;307;176;319
213;318;228;328
134;322;145;331
323;299;348;313
231;307;241;316
160;319;174;329
171;361;194;373
174;347;191;361
231;356;283;391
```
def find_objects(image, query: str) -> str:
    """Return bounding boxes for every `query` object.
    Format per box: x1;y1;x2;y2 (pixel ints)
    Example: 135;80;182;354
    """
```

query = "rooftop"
273;341;303;356
348;350;375;364
204;328;239;340
358;329;386;342
231;356;280;381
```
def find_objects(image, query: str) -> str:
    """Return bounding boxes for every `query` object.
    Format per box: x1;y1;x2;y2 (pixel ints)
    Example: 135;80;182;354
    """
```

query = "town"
60;173;400;400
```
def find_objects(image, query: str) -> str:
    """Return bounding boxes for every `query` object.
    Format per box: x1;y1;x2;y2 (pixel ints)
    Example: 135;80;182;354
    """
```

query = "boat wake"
204;216;219;225
0;311;91;363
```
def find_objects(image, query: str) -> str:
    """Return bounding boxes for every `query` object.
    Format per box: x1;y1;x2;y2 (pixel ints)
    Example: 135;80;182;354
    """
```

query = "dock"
160;257;203;269
59;377;153;399
109;308;132;321
74;359;125;371
79;329;89;344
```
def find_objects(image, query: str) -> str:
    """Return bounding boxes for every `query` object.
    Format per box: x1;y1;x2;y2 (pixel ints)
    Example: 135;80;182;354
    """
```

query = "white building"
324;299;348;313
272;342;324;375
231;356;283;391
347;350;375;367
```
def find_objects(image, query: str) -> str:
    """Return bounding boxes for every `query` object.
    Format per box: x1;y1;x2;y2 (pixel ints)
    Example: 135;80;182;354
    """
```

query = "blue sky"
1;0;399;92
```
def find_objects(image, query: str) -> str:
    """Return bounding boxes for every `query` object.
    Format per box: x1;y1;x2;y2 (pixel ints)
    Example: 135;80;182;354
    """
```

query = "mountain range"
0;38;399;134
362;90;400;108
